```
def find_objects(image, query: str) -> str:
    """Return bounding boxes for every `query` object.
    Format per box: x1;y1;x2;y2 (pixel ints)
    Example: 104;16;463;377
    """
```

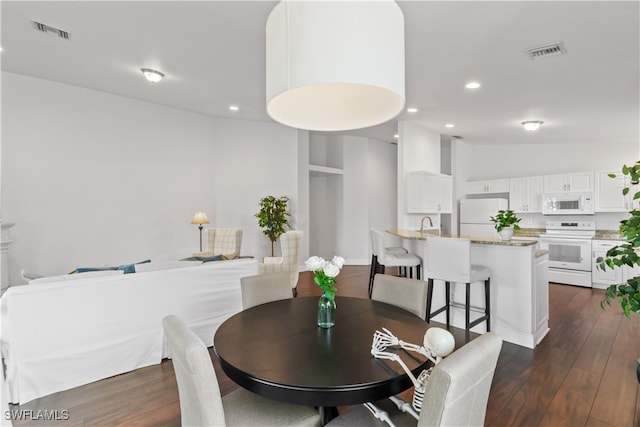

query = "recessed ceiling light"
465;82;481;89
406;107;418;113
445;124;455;128
522;121;543;131
393;134;399;139
141;68;164;83
229;105;239;111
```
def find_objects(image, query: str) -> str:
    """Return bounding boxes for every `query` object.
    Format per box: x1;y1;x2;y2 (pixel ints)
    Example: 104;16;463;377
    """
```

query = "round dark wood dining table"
213;296;432;423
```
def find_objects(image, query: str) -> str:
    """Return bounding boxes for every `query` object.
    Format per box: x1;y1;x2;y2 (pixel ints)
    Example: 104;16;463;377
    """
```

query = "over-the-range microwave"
542;192;594;215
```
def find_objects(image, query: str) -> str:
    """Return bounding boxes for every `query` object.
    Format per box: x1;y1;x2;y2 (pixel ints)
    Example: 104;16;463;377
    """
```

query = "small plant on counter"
599;161;640;317
489;210;522;232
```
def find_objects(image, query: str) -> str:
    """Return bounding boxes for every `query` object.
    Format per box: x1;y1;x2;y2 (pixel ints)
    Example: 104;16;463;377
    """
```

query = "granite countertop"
535;249;549;258
593;230;624;241
514;228;546;238
387;229;538;247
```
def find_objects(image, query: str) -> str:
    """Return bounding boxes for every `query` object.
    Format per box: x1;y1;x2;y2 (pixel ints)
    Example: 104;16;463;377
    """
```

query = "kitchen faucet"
419;216;433;233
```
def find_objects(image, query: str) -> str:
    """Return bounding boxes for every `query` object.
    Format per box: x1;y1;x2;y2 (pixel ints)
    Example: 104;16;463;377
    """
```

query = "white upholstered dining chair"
371;274;428;319
240;271;293;309
326;332;503;427
162;314;322;427
258;230;303;296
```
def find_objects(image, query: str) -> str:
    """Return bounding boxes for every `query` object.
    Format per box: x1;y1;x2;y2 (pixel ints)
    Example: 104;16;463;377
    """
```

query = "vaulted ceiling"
2;1;638;145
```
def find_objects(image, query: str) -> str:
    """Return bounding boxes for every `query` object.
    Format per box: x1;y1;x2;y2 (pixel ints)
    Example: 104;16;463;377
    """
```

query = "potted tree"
597;161;640;382
255;195;291;256
489;209;521;241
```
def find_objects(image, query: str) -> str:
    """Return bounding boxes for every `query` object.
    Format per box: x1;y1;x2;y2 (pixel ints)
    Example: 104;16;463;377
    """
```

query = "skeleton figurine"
364;327;455;426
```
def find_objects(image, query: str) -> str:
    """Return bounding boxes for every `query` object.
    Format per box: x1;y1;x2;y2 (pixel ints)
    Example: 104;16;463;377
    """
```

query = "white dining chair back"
163;314;226;426
418;332;502;426
241;272;293;309
371;274;427;319
325;332;503;427
162;314;322;427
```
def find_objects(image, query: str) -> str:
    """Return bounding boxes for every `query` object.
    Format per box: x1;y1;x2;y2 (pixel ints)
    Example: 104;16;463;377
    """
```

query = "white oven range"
538;220;595;287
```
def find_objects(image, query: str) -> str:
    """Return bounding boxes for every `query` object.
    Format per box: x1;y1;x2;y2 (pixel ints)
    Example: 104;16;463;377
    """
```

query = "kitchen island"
387;230;549;349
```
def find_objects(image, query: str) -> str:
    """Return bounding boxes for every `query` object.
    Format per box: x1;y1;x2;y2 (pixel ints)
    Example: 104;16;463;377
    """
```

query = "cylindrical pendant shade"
266;0;405;131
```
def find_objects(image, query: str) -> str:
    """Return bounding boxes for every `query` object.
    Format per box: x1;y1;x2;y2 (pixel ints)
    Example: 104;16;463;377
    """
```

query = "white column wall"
368;139;400;248
339;136;369;264
1;72;298;284
397;120;441;230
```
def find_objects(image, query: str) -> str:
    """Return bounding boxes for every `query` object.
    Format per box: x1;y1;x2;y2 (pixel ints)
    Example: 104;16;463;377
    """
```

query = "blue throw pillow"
75;259;151;275
117;259;151;274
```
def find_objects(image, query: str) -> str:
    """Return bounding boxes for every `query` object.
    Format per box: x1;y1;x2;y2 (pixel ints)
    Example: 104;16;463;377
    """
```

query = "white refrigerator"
459;198;509;239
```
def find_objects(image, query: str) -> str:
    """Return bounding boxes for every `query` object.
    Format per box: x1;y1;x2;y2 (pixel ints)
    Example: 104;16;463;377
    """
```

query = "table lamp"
191;210;210;252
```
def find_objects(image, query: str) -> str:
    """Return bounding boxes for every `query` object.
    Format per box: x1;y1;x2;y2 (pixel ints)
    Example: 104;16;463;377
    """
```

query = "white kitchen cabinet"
592;240;623;288
595;171;637;212
465;178;509;195
543;172;594;193
407;171;452;213
509;176;543;212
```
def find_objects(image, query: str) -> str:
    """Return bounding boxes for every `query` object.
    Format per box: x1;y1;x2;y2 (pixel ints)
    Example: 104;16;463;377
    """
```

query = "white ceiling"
2;1;638;145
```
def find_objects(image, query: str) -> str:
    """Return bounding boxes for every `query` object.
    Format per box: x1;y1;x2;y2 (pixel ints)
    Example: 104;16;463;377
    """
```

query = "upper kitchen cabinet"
595;170;637;212
407;171;452;213
509;176;543;213
543;172;594;193
465;178;509;195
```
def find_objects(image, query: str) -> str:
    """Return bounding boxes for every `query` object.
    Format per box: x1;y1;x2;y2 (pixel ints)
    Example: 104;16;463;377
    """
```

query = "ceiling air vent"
525;42;566;60
32;21;71;40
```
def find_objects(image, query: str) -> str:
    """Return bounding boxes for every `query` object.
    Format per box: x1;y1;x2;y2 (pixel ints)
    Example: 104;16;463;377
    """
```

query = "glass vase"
317;292;336;328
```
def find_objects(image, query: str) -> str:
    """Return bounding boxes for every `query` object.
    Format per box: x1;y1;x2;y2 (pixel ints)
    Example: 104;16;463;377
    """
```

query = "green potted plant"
255;195;291;256
598;161;640;382
489;209;521;241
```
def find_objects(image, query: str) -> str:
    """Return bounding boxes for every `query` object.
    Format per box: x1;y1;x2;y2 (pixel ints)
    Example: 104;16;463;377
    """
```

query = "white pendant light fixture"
522;121;543;131
266;0;405;132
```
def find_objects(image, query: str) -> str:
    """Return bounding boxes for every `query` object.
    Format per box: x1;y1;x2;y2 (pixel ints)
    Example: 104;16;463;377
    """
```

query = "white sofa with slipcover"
0;258;258;404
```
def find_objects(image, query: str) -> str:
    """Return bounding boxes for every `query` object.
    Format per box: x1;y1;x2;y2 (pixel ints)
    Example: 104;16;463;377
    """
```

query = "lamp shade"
266;0;405;131
191;210;210;225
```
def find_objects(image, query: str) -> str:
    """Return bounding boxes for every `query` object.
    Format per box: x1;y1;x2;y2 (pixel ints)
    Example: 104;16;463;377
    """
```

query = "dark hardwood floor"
7;266;640;426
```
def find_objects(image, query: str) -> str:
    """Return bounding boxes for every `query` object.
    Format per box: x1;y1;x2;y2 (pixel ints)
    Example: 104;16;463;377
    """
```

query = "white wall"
1;72;298;284
457;140;637;181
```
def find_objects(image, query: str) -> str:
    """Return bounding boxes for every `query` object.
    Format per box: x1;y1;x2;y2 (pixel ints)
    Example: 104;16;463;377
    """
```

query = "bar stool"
368;229;408;297
370;230;422;297
424;237;491;334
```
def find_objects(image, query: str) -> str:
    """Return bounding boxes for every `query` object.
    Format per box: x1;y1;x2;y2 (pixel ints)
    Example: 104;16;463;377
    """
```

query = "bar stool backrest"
371;229;387;261
426;237;472;283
